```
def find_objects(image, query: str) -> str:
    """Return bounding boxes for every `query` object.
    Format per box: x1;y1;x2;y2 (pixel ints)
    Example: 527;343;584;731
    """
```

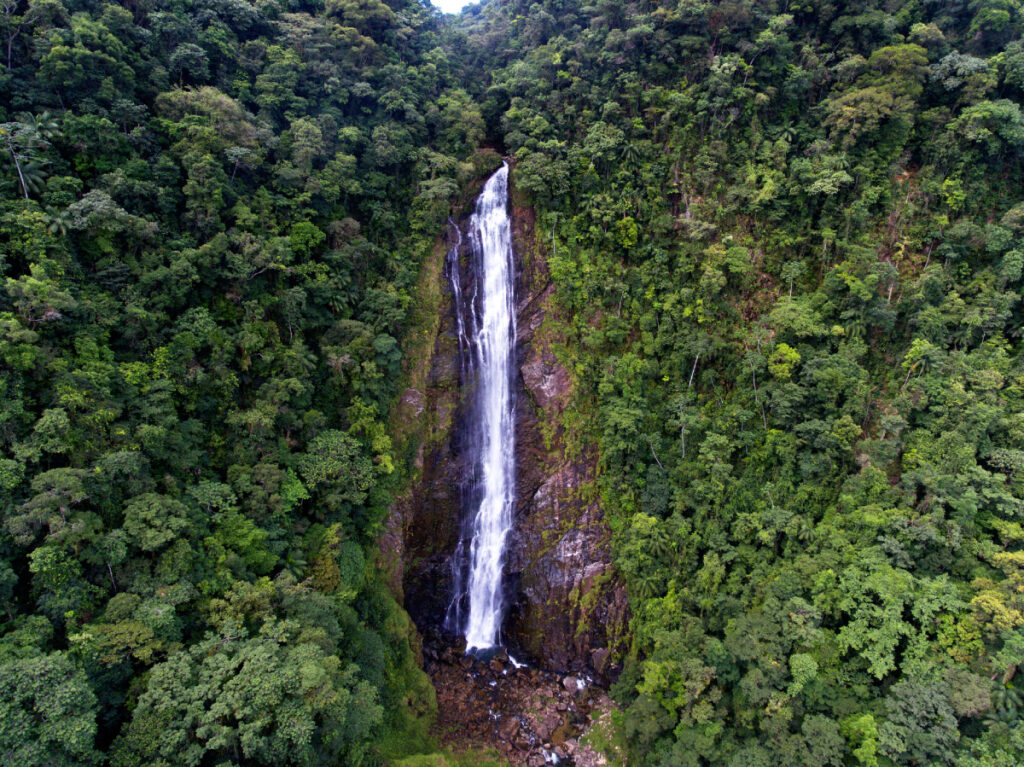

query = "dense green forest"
0;0;487;763
3;0;1024;764
455;0;1024;765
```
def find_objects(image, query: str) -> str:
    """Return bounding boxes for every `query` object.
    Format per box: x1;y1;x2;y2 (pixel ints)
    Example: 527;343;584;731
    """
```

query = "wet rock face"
384;225;468;632
505;459;628;676
521;345;571;413
503;202;628;679
389;182;627;679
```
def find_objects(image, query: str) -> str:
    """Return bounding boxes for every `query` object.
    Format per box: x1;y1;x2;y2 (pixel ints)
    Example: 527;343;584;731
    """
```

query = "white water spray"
455;163;517;652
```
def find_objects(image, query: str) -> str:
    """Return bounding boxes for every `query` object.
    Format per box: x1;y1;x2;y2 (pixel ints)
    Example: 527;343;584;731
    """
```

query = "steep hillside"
0;0;485;763
450;0;1024;765
2;0;1024;765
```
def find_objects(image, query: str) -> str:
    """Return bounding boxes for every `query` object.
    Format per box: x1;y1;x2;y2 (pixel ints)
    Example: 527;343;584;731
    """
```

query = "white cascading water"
453;163;517;652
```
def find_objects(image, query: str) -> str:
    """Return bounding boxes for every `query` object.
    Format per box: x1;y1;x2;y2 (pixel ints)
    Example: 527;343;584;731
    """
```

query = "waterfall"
444;163;517;652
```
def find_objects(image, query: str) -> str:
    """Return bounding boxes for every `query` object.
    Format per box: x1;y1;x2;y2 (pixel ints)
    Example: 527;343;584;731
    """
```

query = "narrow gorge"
382;158;629;761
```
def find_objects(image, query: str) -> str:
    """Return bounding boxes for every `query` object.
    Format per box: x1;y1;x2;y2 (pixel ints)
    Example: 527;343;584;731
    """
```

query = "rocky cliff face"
381;222;465;632
384;174;627;679
503;202;628;678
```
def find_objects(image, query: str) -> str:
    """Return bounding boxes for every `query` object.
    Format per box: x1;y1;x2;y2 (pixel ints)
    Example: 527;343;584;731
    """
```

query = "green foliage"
111;620;382;767
0;652;100;766
0;0;483;760
450;0;1024;763
3;0;1024;763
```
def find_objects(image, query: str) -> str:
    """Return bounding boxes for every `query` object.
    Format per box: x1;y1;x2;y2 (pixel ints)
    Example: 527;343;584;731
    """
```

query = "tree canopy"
3;0;1024;764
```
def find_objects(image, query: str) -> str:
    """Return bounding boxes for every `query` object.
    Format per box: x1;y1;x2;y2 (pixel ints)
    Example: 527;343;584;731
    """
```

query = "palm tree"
17;110;59;141
19;159;47;195
1;111;58;198
283;553;309;580
0;121;32;198
633;568;664;600
45;207;72;236
985;682;1023;726
619;141;642;171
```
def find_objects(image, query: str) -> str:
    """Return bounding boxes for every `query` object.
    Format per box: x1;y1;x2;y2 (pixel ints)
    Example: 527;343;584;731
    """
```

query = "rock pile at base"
423;633;615;766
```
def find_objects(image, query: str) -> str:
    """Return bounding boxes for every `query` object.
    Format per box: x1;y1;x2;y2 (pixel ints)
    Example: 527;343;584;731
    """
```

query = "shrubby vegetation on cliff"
454;0;1024;764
